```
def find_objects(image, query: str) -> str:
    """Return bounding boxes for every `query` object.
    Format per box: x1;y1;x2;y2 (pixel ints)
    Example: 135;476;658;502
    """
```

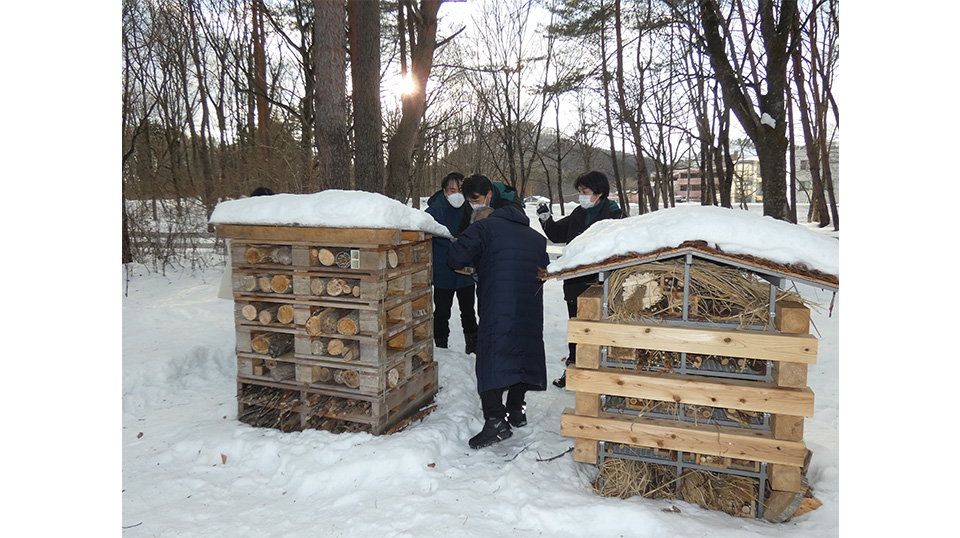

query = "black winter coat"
425;190;475;290
540;198;624;301
446;206;549;393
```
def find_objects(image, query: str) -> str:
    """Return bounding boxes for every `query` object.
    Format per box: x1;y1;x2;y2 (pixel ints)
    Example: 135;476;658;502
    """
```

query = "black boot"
468;417;512;449
552;372;566;388
464;331;478;355
553;357;573;388
435;337;448;349
506;405;527;428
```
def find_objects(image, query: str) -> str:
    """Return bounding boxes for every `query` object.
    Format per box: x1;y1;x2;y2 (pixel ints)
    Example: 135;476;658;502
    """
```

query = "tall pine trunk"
349;0;384;193
314;0;350;190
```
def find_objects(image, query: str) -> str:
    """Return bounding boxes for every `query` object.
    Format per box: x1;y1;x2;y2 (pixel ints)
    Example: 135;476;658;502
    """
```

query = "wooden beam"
560;408;807;467
216;224;404;246
567;319;818;364
566;366;815;417
576;284;604;320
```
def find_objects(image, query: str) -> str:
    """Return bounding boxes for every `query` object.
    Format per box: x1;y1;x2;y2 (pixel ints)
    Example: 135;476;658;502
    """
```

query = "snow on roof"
209;190;453;238
545;205;839;277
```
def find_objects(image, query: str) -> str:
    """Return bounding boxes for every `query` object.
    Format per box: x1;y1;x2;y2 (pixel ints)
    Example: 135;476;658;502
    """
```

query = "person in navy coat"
425;172;479;353
447;204;549;449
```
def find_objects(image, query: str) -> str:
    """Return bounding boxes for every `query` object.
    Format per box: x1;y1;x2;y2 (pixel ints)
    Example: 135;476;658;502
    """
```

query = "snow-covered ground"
116;198;852;537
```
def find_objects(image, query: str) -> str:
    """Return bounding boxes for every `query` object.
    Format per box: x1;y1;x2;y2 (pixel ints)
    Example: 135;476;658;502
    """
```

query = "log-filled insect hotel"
210;191;450;435
543;210;839;523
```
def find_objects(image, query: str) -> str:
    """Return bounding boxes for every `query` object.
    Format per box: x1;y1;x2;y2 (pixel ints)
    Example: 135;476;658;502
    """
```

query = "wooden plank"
574;438;599;464
574;344;601;370
576;284;604;320
768;464;803;493
568;319;818;364
566;366;815;417
216;224;403;246
773;361;808;388
575;392;601;417
560;408;807;467
775;301;811;334
770;414;805;441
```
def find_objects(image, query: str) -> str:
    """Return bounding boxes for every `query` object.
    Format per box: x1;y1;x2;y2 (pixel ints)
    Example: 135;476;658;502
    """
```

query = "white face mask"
579;194;597;209
447;192;465;208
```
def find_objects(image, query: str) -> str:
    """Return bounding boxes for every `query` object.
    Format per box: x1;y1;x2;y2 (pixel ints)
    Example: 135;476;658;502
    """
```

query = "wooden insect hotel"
215;222;438;435
548;241;838;522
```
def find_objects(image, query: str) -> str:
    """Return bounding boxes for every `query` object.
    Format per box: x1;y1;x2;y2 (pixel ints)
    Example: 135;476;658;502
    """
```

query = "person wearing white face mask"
536;171;624;388
426;172;479;354
456;174;525;236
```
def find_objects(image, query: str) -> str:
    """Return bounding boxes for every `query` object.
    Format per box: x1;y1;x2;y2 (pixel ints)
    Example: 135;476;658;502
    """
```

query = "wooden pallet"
218;224;438;435
237;361;438;435
564;284;816;521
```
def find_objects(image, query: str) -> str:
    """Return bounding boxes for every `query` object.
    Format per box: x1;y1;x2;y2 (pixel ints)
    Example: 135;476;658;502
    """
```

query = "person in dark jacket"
456;174;524;236
447;205;549;449
425;172;479;353
536;171;624;388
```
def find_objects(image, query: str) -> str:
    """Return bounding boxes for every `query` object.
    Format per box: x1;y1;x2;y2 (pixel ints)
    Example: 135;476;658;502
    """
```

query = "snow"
115;199;854;537
546;205;839;277
209;190;453;239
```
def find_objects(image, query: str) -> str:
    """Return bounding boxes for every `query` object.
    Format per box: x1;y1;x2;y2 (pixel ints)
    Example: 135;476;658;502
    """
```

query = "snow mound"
209;190;453;238
546;205;839;277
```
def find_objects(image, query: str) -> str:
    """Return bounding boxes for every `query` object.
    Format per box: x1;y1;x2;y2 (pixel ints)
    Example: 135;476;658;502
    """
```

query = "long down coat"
446;206;549;393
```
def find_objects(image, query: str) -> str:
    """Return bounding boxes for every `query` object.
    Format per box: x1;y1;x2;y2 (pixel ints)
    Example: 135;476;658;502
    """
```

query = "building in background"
794;142;840;205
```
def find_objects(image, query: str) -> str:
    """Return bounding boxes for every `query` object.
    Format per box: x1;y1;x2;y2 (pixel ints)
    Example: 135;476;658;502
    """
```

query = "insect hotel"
211;192;445;435
546;233;838;522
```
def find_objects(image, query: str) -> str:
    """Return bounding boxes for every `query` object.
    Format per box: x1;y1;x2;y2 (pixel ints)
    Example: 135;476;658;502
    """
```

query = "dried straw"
607;258;807;329
678;469;760;517
592;457;679;500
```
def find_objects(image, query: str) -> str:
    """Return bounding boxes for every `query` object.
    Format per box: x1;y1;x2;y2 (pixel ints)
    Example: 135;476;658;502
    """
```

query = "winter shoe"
506;406;527;428
464;331;478;355
553;357;573;388
435;338;448;349
552;371;566;388
468;417;512;449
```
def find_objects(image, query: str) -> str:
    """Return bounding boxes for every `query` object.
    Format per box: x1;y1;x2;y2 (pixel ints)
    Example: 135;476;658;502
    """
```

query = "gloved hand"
537;202;551;221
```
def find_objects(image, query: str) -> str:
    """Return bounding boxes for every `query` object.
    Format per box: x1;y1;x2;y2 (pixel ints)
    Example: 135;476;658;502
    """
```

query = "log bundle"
560;254;829;522
218;224;439;435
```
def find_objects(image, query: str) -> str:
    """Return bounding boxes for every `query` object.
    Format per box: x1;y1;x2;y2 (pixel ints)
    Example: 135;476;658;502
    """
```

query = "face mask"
447;192;464;208
579;194;597;209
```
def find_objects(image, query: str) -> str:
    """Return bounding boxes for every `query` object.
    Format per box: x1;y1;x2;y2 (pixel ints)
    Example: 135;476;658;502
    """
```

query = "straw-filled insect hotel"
216;223;439;435
545;240;838;522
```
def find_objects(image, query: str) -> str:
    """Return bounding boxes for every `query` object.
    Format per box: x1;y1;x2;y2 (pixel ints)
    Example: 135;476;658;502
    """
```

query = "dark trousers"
563;277;595;367
433;285;478;342
479;383;532;420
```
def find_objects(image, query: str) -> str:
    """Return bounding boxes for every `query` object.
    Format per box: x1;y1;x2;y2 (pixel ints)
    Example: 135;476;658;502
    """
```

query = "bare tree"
385;0;447;202
669;0;798;220
314;0;351;190
348;0;385;193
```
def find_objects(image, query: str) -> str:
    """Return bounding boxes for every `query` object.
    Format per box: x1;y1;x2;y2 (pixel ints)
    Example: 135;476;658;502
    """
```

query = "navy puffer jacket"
425;190;475;290
446;206;549;393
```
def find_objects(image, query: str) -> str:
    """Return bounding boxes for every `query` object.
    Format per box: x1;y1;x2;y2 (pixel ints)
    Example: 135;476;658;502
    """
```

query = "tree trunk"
792;33;827;226
252;0;270;162
314;0;351;191
697;0;797;221
613;0;653;215
385;0;443;201
349;0;385;193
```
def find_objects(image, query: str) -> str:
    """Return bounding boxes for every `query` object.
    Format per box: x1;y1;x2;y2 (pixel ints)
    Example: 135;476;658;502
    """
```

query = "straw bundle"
678;469;760;518
607;259;805;329
594;457;761;518
592;457;679;500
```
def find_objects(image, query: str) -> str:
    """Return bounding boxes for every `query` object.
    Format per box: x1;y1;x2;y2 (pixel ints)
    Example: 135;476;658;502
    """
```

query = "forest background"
0;1;954;534
119;0;843;267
